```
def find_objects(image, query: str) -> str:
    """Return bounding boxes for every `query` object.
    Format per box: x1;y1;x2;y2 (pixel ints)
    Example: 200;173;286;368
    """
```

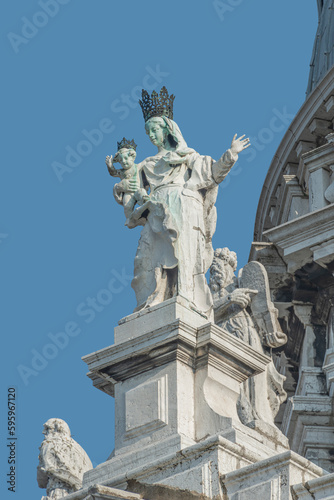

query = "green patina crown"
117;138;137;151
139;86;175;122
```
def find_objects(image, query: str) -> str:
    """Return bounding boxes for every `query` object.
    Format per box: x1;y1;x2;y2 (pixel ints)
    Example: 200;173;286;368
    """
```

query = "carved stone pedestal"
79;297;290;497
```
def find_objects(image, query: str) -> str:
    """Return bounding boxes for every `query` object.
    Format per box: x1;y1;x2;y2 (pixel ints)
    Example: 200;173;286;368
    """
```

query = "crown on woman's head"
117;138;137;151
139;87;175;122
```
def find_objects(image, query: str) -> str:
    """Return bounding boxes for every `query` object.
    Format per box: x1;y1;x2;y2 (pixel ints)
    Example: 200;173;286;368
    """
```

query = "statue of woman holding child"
105;87;288;430
106;87;250;316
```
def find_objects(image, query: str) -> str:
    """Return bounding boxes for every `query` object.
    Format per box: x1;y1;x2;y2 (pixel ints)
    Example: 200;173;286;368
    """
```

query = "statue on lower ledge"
209;247;287;428
37;418;92;500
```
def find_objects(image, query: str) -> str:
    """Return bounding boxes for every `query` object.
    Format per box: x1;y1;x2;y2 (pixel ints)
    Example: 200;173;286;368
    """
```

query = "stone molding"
83;301;271;396
291;472;334;499
222;450;324;500
60;484;144;500
263;204;334;272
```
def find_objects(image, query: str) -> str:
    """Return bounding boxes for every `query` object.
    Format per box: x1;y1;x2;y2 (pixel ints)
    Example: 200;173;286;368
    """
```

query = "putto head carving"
117;138;137;151
139;87;175;122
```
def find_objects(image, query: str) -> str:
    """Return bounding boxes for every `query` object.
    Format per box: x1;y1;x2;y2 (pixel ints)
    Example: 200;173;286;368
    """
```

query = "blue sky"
1;1;317;498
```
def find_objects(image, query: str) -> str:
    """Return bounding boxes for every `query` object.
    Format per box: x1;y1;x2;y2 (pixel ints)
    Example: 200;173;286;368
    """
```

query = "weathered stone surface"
222;451;324;500
82;433;289;498
291;472;334;499
59;483;145;500
127;480;212;500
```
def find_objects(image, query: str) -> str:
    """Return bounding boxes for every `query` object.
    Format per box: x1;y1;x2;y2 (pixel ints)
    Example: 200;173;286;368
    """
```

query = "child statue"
105;138;149;225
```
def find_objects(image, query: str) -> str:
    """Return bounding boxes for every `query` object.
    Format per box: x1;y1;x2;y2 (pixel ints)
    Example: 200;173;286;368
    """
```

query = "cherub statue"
37;418;92;500
209;248;287;429
105;138;149;225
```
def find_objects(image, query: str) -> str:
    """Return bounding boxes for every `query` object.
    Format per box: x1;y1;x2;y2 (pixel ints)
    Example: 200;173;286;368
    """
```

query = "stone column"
294;304;316;372
300;140;334;213
324;164;334;203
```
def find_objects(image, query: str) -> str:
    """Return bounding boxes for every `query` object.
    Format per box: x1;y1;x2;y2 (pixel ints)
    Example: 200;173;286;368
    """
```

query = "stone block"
291;473;334;499
125;375;168;437
114;296;210;344
222;451;323;500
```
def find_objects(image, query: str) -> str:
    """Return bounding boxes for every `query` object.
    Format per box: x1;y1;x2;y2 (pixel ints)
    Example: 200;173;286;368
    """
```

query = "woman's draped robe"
130;149;237;314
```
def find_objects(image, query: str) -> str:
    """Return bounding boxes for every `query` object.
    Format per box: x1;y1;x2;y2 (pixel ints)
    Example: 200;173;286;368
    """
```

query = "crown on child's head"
139;87;175;122
117;138;137;151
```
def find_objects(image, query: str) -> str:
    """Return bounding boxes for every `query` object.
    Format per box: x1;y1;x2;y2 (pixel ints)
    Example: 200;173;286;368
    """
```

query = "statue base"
63;452;326;500
80;297;292;495
61;443;327;499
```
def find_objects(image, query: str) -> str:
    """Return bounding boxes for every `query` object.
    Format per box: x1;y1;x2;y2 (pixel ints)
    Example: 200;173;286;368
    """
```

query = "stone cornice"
83;321;270;395
263;204;334;272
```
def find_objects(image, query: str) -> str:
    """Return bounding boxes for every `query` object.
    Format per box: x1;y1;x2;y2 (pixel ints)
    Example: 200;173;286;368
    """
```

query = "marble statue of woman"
125;87;250;316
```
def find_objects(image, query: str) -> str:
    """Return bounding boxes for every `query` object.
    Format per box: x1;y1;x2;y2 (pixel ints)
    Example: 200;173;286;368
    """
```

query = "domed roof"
307;0;334;96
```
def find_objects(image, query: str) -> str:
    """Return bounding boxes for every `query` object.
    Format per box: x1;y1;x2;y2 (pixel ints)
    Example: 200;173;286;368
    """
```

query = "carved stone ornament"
209;248;287;427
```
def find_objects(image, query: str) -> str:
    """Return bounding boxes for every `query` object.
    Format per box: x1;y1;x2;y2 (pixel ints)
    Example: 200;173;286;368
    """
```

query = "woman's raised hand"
230;134;251;156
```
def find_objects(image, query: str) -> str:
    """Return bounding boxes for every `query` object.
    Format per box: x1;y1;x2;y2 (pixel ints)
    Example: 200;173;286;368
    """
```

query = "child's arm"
106;155;122;178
